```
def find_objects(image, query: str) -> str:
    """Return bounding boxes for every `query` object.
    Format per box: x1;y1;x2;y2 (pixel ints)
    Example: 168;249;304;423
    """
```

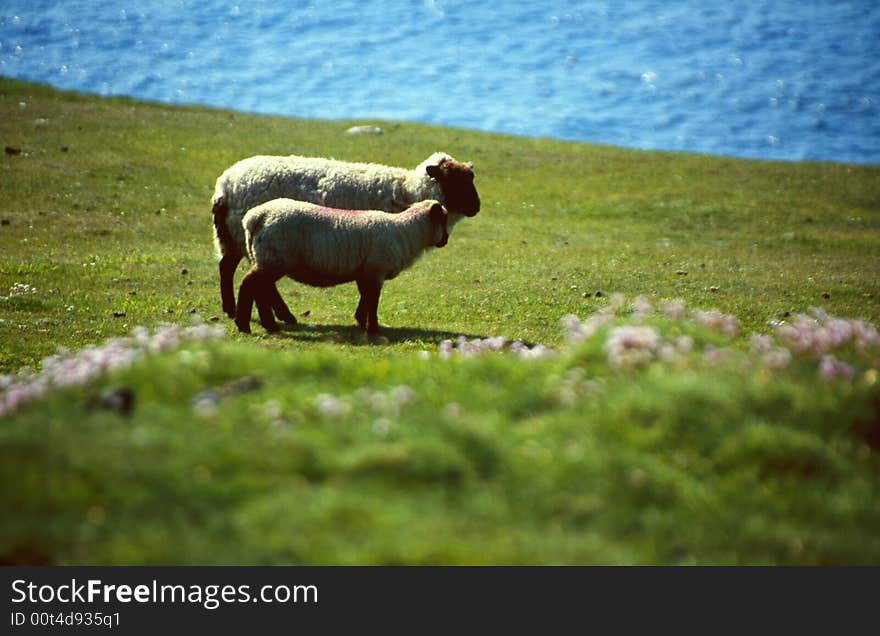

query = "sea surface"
1;1;878;164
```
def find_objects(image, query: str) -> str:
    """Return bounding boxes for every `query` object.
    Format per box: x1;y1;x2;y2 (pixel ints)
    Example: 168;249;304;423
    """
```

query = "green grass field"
1;78;879;564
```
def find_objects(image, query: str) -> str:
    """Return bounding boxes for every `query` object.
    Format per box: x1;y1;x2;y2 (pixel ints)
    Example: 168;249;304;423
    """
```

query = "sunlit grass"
1;78;879;564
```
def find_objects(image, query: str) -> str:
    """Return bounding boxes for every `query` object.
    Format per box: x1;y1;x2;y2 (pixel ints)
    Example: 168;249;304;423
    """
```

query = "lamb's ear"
425;164;444;180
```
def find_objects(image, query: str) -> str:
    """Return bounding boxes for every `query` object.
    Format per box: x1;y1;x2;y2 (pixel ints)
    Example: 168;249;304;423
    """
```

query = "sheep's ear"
429;202;446;221
425;164;444;180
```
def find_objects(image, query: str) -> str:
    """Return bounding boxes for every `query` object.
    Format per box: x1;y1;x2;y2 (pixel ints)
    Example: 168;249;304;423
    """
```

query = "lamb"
212;151;480;321
234;199;450;335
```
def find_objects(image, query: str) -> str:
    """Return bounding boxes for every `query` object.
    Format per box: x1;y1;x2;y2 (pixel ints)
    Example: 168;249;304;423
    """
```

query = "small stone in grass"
345;125;383;136
595;290;604;297
709;286;719;292
181;268;188;276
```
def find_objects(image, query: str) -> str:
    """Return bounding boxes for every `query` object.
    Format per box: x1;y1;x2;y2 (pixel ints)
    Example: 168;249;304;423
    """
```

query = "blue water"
1;1;878;164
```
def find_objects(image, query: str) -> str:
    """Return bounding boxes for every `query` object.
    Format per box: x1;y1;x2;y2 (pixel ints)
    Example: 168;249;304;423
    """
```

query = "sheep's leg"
220;252;242;319
234;266;259;333
356;278;383;334
268;285;298;325
354;279;370;331
366;284;383;334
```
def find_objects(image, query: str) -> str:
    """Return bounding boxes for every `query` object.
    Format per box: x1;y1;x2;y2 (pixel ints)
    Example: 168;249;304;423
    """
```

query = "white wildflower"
313;393;351;418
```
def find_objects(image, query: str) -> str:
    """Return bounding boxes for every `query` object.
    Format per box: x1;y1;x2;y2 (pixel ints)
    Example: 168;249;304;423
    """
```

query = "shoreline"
4;75;877;168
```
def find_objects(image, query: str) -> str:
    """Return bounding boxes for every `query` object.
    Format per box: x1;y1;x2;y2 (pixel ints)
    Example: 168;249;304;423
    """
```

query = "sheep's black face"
426;160;481;217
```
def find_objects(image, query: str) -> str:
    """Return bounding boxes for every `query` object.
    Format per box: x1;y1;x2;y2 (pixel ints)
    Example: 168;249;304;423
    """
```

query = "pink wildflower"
661;299;687;320
750;334;774;354
0;323;224;417
605;325;661;368
703;346;730;366
762;348;792;369
775;312;874;356
852;320;880;352
561;309;615;345
819;355;856;382
438;335;553;359
693;309;739;337
631;296;654;319
676;335;694;354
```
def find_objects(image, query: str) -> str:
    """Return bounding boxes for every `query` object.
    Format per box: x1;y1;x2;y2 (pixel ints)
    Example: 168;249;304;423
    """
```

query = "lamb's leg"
220;252;242;319
234;266;259;333
254;273;281;333
268;285;297;325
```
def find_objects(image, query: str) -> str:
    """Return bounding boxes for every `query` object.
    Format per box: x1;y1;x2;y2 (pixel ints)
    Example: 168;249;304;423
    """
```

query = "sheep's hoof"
275;310;298;324
235;321;251;334
262;322;281;333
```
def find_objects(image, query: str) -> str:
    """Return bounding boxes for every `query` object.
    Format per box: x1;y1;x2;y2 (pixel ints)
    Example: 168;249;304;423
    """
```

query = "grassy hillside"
1;78;879;564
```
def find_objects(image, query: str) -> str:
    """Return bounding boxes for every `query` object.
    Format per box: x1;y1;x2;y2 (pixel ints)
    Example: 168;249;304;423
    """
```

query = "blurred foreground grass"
1;78;879;564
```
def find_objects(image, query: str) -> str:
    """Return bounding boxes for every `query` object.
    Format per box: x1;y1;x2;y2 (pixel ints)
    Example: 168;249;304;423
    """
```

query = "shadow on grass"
259;322;490;346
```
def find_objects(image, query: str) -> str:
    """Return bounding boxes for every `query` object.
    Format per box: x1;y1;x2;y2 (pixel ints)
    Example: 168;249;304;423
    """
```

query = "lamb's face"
429;203;449;248
426;159;481;217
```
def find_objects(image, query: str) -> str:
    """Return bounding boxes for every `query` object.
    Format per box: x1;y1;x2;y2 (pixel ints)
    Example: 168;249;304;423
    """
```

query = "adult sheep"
212;151;480;320
235;199;450;335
